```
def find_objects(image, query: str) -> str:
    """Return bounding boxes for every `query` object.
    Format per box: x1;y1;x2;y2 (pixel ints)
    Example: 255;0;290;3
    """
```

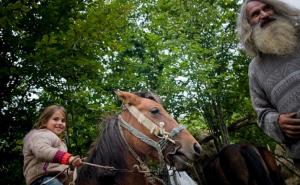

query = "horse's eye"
150;108;160;114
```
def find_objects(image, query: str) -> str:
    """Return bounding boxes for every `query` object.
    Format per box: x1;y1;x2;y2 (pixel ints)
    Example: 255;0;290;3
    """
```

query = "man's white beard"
253;16;298;55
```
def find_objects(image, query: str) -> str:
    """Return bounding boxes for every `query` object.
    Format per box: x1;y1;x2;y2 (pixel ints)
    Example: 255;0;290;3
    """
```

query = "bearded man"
237;0;300;169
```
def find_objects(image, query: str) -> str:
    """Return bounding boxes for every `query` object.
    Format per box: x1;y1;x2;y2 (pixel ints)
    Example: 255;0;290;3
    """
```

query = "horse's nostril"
193;143;202;157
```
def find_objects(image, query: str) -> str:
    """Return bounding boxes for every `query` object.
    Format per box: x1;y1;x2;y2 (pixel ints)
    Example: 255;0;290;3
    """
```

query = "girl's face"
45;110;66;136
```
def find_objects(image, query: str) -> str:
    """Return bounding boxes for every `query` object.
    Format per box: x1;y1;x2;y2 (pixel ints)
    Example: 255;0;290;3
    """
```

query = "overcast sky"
280;0;300;9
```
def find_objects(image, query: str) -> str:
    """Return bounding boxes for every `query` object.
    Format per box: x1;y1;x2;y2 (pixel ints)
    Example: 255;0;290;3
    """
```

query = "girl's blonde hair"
33;105;67;129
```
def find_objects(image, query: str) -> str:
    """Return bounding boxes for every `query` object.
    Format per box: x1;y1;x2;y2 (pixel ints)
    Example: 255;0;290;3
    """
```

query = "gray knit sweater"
249;49;300;159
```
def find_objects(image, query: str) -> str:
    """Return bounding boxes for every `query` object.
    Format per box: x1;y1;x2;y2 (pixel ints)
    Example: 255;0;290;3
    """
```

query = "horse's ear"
115;90;140;105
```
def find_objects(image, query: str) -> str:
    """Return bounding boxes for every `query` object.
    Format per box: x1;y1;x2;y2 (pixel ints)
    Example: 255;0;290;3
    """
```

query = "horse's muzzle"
165;142;202;170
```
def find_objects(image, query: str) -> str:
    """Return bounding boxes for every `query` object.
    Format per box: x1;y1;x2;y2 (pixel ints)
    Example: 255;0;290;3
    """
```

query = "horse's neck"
121;136;167;185
82;117;163;185
121;153;166;185
128;155;148;181
108;147;147;185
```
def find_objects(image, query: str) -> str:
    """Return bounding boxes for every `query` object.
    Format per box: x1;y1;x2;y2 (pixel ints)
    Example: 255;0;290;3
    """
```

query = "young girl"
23;105;82;185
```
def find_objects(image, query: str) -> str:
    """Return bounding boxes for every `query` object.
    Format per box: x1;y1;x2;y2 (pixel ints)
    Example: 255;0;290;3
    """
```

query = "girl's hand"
69;156;82;167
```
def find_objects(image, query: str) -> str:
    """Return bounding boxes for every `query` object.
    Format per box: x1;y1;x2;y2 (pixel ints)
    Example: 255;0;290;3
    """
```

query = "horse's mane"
76;116;127;184
76;91;160;184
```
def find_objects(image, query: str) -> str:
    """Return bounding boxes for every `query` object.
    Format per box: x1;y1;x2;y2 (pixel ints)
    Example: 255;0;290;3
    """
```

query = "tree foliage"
0;0;275;184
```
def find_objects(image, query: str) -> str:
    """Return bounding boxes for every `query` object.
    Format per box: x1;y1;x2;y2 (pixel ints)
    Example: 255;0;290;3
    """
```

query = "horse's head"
116;90;201;170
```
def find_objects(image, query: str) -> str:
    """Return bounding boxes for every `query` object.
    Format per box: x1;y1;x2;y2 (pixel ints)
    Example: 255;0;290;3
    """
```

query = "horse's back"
257;146;286;185
204;144;249;185
239;144;273;185
203;144;285;185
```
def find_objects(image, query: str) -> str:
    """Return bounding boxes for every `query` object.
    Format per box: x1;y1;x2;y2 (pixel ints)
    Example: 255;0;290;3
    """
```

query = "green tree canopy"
0;0;275;184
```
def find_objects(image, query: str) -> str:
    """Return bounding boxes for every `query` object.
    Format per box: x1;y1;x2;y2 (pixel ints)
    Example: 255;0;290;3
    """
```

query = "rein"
118;116;166;185
81;162;150;173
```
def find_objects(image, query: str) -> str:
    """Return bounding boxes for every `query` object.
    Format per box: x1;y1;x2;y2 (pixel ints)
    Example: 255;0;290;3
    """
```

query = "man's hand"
279;112;300;139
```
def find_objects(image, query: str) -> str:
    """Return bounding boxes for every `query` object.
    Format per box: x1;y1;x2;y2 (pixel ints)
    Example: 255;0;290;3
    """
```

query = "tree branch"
199;116;256;144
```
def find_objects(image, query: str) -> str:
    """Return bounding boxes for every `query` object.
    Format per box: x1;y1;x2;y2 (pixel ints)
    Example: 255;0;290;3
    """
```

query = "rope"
169;125;186;138
41;167;69;184
263;146;300;178
118;117;166;184
118;118;150;170
80;162;151;173
69;163;151;185
274;155;300;178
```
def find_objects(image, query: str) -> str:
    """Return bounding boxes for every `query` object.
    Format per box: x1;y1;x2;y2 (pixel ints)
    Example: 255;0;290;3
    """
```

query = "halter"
118;104;186;185
118;104;186;164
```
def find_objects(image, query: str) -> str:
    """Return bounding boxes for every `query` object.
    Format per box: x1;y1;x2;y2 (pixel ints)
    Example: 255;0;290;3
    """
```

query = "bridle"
118;104;186;184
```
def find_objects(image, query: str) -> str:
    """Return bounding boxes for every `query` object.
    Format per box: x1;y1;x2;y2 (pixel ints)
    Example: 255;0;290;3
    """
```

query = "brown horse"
202;144;286;185
75;91;201;185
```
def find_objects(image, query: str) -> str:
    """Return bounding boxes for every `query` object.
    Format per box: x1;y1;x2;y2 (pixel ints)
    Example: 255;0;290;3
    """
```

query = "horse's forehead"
138;98;162;108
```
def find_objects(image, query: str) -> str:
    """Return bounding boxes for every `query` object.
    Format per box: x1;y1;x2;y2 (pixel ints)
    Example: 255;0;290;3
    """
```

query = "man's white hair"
236;0;300;57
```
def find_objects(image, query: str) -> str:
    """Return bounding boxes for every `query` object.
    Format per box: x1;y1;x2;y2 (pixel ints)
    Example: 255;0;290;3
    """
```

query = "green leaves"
1;0;270;184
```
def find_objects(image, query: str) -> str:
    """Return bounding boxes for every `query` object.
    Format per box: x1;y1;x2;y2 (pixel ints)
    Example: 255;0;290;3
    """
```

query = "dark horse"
203;144;286;185
75;91;202;185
